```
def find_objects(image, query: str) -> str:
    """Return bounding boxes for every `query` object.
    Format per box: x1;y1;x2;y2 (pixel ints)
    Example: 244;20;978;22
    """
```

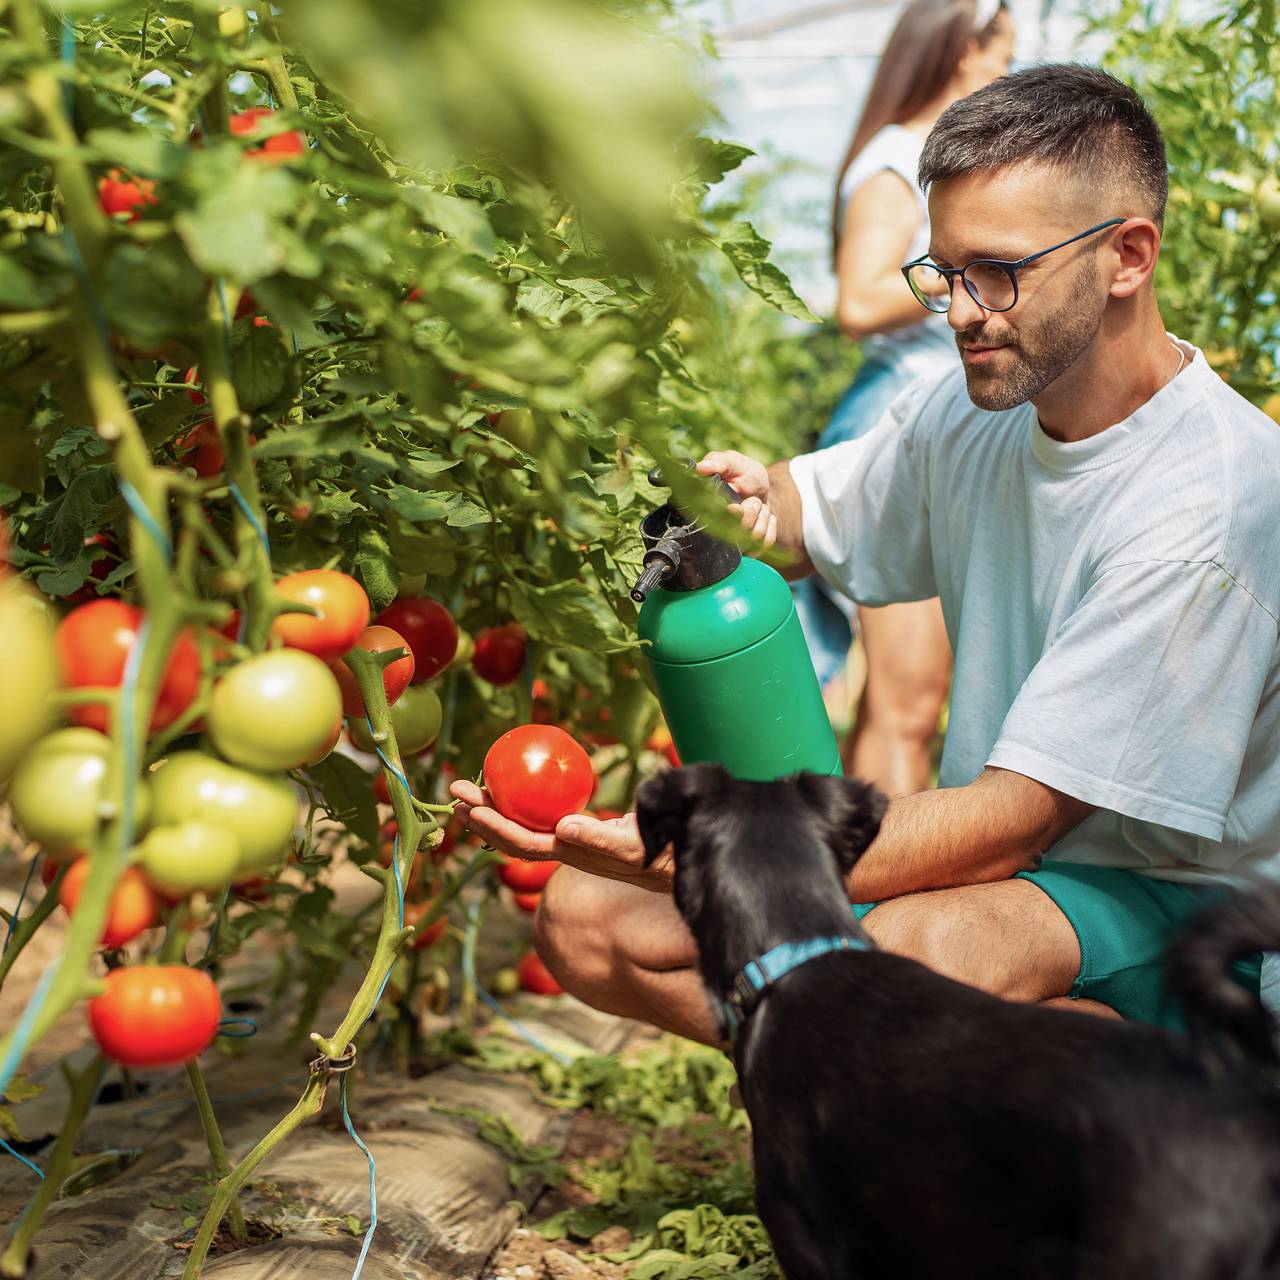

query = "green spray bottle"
630;467;841;781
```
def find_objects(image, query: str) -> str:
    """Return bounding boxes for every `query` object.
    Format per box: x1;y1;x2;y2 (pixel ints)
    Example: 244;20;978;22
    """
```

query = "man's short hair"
918;64;1168;231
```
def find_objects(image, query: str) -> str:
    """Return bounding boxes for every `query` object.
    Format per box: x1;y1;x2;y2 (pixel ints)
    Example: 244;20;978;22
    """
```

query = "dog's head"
635;764;886;988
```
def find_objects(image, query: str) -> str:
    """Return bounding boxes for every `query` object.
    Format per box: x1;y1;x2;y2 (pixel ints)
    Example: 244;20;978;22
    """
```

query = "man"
452;63;1280;1045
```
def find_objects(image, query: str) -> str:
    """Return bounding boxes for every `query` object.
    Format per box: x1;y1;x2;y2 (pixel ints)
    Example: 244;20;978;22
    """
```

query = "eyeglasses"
902;218;1127;314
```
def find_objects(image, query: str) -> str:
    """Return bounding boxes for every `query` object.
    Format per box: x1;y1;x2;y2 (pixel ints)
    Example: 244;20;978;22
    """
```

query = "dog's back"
740;950;1280;1280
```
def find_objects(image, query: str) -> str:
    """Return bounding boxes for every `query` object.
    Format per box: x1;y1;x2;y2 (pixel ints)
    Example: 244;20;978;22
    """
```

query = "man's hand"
697;451;777;547
450;779;674;893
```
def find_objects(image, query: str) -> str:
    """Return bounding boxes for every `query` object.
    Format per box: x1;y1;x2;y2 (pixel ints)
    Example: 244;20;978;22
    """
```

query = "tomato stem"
0;864;68;993
0;1055;105;1278
184;1060;248;1245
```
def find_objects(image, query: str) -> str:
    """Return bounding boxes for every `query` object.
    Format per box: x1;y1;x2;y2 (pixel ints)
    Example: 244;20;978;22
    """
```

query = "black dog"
635;764;1280;1280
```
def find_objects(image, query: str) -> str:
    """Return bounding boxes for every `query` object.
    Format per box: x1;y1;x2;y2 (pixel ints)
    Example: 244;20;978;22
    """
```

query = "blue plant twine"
119;480;174;561
340;1072;378;1280
3;855;40;956
215;1017;258;1039
461;900;571;1066
227;483;270;557
0;1139;44;1181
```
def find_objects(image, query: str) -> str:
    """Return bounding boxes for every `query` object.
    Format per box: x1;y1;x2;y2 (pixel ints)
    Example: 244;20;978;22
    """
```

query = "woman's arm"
835;169;932;341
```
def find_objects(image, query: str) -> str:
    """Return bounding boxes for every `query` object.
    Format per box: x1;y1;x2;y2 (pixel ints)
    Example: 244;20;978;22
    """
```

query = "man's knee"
860;882;1079;1003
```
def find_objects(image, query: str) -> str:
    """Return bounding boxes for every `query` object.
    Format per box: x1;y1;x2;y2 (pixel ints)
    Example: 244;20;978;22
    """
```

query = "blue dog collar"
721;934;871;1041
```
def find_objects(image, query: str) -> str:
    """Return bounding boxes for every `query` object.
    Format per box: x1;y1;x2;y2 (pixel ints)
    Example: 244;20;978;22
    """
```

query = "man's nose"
946;282;990;333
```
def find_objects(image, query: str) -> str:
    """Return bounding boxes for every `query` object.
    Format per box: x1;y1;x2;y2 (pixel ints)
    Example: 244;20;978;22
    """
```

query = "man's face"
927;167;1112;412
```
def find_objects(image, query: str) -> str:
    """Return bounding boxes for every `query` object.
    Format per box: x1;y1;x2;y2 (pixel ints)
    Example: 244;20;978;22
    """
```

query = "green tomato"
150;751;297;875
10;727;151;858
347;682;442;755
138;821;240;896
0;582;57;783
208;649;343;772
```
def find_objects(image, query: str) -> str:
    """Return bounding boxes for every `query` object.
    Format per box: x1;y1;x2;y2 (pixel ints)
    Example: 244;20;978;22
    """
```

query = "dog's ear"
793;772;887;876
635;763;728;867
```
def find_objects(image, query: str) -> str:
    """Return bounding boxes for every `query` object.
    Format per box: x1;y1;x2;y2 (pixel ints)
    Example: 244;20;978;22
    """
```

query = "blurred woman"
801;0;1015;796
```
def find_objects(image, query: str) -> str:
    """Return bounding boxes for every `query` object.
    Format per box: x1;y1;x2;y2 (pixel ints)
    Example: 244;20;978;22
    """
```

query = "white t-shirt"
838;125;954;380
789;335;1280;886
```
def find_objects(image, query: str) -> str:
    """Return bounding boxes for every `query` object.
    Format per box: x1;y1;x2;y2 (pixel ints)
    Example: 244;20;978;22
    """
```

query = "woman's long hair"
831;0;1007;259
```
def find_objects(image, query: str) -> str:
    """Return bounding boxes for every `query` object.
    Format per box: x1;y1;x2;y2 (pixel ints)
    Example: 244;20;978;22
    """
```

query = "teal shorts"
852;860;1262;1033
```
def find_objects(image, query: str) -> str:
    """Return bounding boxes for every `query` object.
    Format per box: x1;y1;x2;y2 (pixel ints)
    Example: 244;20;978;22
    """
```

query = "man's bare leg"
535;870;1113;1046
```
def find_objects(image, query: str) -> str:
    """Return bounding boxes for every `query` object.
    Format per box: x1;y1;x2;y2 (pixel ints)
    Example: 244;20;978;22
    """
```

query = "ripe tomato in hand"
517;950;563;996
230;107;305;163
498;857;560;894
270;570;369;661
57;601;201;733
472;624;526;686
330;625;415;718
208;649;343;771
89;966;221;1068
483;725;593;833
60;859;159;948
97;169;156;222
374;598;457;682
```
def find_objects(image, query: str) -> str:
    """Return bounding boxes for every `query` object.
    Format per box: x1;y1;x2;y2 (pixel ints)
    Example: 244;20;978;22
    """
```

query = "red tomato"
67;534;119;604
512;891;542;914
483;725;593;833
374;598;457;682
498;857;560;894
88;966;221;1068
176;420;223;477
97;169;156;222
472;624;527;686
60;859;160;948
182;367;206;406
57;601;201;733
373;771;392;805
330;625;415;718
270;570;370;661
230;108;305;163
517;950;563;996
404;899;447;949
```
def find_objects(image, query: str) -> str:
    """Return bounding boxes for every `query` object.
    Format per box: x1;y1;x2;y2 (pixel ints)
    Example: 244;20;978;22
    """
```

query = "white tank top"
838;124;955;378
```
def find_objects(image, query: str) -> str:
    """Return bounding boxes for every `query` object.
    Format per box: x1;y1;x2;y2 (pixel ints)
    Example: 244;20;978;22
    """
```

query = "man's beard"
960;261;1105;412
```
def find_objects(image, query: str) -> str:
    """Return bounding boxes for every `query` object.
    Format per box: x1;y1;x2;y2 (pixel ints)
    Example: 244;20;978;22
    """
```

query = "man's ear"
793;772;887;877
635;763;727;867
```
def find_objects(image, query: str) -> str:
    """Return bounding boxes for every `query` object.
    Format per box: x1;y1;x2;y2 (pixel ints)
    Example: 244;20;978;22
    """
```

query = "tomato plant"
57;601;200;733
59;860;159;948
208;648;343;771
483;725;594;833
517;950;564;997
330;624;415;717
150;752;298;876
137;821;241;897
472;624;528;687
498;857;560;894
347;682;442;755
270;571;371;661
88;967;222;1068
10;727;151;857
375;598;457;682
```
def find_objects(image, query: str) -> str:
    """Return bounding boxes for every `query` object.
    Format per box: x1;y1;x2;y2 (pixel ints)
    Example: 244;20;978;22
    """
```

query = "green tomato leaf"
305;752;379;849
714;221;816;323
355;525;398;612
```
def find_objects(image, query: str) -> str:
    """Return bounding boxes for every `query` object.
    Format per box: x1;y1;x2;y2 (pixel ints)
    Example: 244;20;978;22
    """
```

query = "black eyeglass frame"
902;217;1128;313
